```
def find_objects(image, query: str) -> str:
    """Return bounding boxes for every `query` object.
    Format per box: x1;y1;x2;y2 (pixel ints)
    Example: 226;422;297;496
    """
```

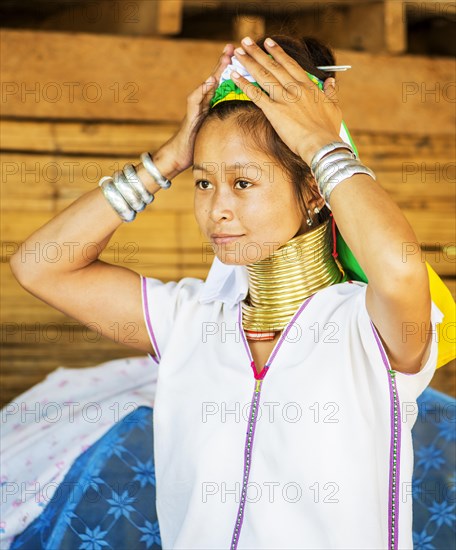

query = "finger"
187;75;216;108
230;70;271;110
323;78;336;92
233;41;283;100
200;75;217;104
201;76;217;106
236;37;307;91
323;78;339;103
199;45;236;107
211;44;235;81
261;37;313;83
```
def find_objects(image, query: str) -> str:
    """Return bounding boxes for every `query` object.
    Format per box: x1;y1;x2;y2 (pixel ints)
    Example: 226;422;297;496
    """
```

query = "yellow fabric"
427;262;456;368
211;91;252;108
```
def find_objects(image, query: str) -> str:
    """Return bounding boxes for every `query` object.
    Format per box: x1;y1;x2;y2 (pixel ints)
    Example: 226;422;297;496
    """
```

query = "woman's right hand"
154;43;235;174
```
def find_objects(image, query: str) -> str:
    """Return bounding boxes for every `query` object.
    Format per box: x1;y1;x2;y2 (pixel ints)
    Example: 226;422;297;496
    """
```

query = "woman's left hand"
231;37;343;167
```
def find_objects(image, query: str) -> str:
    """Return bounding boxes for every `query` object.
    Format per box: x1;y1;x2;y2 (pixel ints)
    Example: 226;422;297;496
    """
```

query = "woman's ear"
314;197;326;212
306;190;326;214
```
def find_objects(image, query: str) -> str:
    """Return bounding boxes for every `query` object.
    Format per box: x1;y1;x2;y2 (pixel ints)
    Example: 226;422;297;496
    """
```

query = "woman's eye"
195;180;251;190
195;180;212;190
235;180;252;190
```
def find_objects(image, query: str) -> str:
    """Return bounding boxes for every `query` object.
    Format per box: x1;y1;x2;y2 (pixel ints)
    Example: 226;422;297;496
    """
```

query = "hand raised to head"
156;44;236;174
230;37;342;167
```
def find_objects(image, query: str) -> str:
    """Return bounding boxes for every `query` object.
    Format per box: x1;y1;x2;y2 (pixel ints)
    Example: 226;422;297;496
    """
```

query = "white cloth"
0;356;159;548
140;274;444;550
220;55;259;86
199;256;249;308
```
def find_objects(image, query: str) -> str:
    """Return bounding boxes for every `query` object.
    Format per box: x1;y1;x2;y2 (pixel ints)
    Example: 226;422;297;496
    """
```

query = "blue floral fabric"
11;388;455;550
412;387;455;550
10;407;161;550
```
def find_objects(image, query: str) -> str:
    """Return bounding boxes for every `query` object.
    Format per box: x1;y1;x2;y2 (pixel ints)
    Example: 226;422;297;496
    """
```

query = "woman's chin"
214;250;270;266
215;253;247;266
209;239;276;265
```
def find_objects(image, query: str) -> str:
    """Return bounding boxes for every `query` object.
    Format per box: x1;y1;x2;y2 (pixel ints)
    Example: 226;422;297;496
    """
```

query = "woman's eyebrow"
192;162;253;172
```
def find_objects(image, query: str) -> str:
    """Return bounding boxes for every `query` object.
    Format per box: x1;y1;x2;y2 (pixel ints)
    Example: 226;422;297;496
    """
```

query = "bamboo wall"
1;29;455;405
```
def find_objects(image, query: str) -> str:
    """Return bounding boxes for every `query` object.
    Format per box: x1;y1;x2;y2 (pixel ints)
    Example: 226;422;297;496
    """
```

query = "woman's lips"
211;235;244;244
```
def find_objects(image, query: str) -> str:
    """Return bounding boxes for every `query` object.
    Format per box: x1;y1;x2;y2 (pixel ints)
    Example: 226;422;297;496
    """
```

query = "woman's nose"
208;191;234;223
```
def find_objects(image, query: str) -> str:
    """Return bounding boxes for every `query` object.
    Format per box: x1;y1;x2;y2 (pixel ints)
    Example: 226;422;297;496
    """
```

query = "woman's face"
193;115;308;266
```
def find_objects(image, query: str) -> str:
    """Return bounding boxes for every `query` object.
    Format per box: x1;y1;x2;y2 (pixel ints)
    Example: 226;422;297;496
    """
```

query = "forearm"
10;150;179;281
300;135;427;293
329;172;427;291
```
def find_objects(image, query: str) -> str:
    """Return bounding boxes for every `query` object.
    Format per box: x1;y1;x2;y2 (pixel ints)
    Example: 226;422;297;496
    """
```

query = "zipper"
230;295;314;548
230;377;263;550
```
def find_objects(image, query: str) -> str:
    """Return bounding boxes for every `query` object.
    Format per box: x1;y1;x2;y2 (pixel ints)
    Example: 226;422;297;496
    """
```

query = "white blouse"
140;273;443;550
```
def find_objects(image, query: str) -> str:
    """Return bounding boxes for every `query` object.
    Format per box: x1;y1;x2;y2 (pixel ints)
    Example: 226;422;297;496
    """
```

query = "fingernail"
205;76;215;84
231;70;240;79
235;47;246;56
265;38;276;47
223;44;230;53
242;36;253;46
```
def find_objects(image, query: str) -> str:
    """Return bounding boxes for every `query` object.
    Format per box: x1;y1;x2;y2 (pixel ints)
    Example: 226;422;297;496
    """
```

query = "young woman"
5;34;449;549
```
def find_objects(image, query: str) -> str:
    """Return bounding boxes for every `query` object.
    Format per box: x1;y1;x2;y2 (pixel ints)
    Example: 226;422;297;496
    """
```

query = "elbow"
363;233;430;296
9;252;28;287
9;251;40;290
375;254;430;299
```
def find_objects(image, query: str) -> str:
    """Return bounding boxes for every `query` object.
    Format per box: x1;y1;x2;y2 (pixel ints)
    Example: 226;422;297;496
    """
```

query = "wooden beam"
150;0;184;35
39;0;183;36
183;0;382;10
2;120;455;158
324;1;407;54
233;15;265;43
1;30;454;133
384;0;407;54
405;0;456;17
0;120;179;155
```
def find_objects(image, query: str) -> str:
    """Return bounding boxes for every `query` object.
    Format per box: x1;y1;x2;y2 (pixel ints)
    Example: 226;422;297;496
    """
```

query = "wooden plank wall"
1;30;455;405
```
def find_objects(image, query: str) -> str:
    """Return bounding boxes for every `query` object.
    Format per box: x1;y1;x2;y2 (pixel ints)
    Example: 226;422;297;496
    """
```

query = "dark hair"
200;35;336;226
